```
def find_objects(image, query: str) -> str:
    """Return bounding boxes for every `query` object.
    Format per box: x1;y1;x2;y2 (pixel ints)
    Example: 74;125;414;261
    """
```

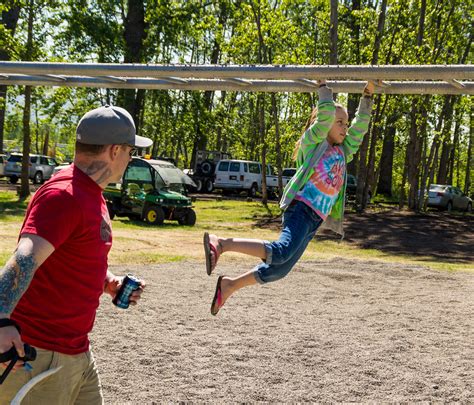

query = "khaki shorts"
0;347;103;405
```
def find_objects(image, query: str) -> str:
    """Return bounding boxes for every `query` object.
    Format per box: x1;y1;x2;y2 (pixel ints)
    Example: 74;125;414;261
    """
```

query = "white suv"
214;159;283;197
4;153;58;184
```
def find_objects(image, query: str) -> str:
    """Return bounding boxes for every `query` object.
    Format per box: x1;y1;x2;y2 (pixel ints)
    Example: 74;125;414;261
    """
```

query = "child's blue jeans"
254;199;323;284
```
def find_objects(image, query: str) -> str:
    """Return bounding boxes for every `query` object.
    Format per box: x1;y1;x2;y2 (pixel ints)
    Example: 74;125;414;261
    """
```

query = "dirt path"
91;258;473;403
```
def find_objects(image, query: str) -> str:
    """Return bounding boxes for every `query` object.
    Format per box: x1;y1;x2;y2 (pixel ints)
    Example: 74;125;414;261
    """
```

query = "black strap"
0;319;36;385
0;318;21;334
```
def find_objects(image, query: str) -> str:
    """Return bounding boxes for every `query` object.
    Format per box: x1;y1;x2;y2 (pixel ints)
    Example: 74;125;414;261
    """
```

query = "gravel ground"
91;257;474;403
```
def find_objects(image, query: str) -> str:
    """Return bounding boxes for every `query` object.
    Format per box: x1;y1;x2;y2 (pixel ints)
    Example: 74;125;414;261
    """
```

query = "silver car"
4;153;58;184
427;184;472;212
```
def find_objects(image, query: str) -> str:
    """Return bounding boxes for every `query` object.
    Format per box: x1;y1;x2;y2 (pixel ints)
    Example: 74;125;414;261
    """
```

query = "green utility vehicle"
104;157;197;226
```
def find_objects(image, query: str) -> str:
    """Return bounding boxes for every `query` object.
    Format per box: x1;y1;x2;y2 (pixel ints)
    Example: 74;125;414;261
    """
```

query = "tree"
0;0;20;153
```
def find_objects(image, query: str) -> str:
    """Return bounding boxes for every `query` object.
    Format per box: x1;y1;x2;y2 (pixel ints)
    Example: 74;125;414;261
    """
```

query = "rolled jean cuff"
262;240;273;264
253;268;265;285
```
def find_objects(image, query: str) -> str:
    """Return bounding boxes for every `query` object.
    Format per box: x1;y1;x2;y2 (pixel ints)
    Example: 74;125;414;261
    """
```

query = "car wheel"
446;201;453;212
194;178;203;193
33;171;43;184
248;183;258;197
179;209;196;226
204;179;214;193
9;176;18;184
467;202;472;213
106;202;115;220
144;205;165;225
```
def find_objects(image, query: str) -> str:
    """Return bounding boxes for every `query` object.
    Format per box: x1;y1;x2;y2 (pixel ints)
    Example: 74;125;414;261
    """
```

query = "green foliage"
1;0;472;196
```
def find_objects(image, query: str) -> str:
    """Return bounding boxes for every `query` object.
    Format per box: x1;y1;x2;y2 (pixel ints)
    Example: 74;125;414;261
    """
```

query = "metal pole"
0;75;472;95
0;62;473;81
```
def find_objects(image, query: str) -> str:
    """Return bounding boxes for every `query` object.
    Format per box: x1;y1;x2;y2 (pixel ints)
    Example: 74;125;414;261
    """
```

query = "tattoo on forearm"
0;252;37;314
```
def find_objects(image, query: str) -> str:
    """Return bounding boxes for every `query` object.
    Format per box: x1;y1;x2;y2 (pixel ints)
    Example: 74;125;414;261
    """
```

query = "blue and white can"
112;274;140;309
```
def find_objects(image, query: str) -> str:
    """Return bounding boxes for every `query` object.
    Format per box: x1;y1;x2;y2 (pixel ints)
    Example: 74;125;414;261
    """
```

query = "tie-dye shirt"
280;85;373;236
295;145;345;220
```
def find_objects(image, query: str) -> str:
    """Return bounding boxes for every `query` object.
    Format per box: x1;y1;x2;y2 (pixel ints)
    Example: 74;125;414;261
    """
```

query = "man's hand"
104;273;146;306
0;324;25;371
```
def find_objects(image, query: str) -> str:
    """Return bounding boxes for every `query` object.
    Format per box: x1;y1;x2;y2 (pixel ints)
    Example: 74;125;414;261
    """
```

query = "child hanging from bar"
203;79;375;315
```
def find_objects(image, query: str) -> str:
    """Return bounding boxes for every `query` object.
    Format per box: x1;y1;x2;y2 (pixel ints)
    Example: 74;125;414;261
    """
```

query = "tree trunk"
376;113;397;196
42;125;50;156
251;1;269;203
19;0;35;199
0;2;20;153
448;105;462;186
329;0;338;99
346;0;361;175
418;96;454;210
190;2;228;171
465;105;473;195
329;0;338;65
271;93;283;196
119;0;147;127
356;0;387;210
404;0;427;210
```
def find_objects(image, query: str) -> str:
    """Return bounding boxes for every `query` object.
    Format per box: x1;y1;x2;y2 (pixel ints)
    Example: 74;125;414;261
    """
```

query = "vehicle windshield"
151;163;195;189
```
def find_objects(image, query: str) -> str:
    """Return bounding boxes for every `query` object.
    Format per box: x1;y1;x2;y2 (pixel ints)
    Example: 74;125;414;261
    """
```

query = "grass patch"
0;195;471;273
108;251;185;265
0;191;29;221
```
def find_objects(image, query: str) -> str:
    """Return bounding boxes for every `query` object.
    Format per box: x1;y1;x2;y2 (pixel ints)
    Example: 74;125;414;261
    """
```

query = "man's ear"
108;144;120;160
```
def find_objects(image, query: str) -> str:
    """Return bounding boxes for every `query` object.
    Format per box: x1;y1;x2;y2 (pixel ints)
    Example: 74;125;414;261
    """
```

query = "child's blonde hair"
292;103;347;161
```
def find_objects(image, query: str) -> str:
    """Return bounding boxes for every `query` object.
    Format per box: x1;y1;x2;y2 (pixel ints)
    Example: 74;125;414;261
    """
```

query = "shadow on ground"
257;208;473;263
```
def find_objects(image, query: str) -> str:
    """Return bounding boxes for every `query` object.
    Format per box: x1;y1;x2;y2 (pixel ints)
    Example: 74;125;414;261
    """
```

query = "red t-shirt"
12;164;112;355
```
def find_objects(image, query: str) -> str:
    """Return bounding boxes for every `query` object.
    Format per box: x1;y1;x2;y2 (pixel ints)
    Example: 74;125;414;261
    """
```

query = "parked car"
4;153;58;184
53;162;72;175
427;184;472;212
214;159;284;197
281;168;296;179
0;154;7;176
103;157;197;226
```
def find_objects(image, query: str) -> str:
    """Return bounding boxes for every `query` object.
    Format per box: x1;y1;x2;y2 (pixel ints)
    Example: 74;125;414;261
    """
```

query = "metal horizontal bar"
36;74;67;82
226;78;252;86
0;62;472;81
447;79;465;89
0;75;472;95
295;79;319;88
159;76;189;84
98;75;127;83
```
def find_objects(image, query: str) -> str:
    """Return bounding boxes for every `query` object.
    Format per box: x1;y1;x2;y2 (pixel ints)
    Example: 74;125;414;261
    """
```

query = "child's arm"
342;82;375;163
298;81;336;163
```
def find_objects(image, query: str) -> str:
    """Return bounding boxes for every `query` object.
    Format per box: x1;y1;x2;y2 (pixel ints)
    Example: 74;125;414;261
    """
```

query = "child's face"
327;107;349;146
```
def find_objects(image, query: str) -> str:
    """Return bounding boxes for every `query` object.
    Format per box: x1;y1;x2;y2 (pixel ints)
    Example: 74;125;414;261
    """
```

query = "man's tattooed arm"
0;235;55;317
0;252;37;315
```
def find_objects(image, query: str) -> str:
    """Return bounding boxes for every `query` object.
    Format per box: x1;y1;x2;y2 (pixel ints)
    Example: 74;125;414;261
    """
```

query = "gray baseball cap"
76;105;153;148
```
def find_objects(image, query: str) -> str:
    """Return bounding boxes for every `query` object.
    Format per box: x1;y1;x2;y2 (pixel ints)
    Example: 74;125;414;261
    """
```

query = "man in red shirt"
0;105;152;404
